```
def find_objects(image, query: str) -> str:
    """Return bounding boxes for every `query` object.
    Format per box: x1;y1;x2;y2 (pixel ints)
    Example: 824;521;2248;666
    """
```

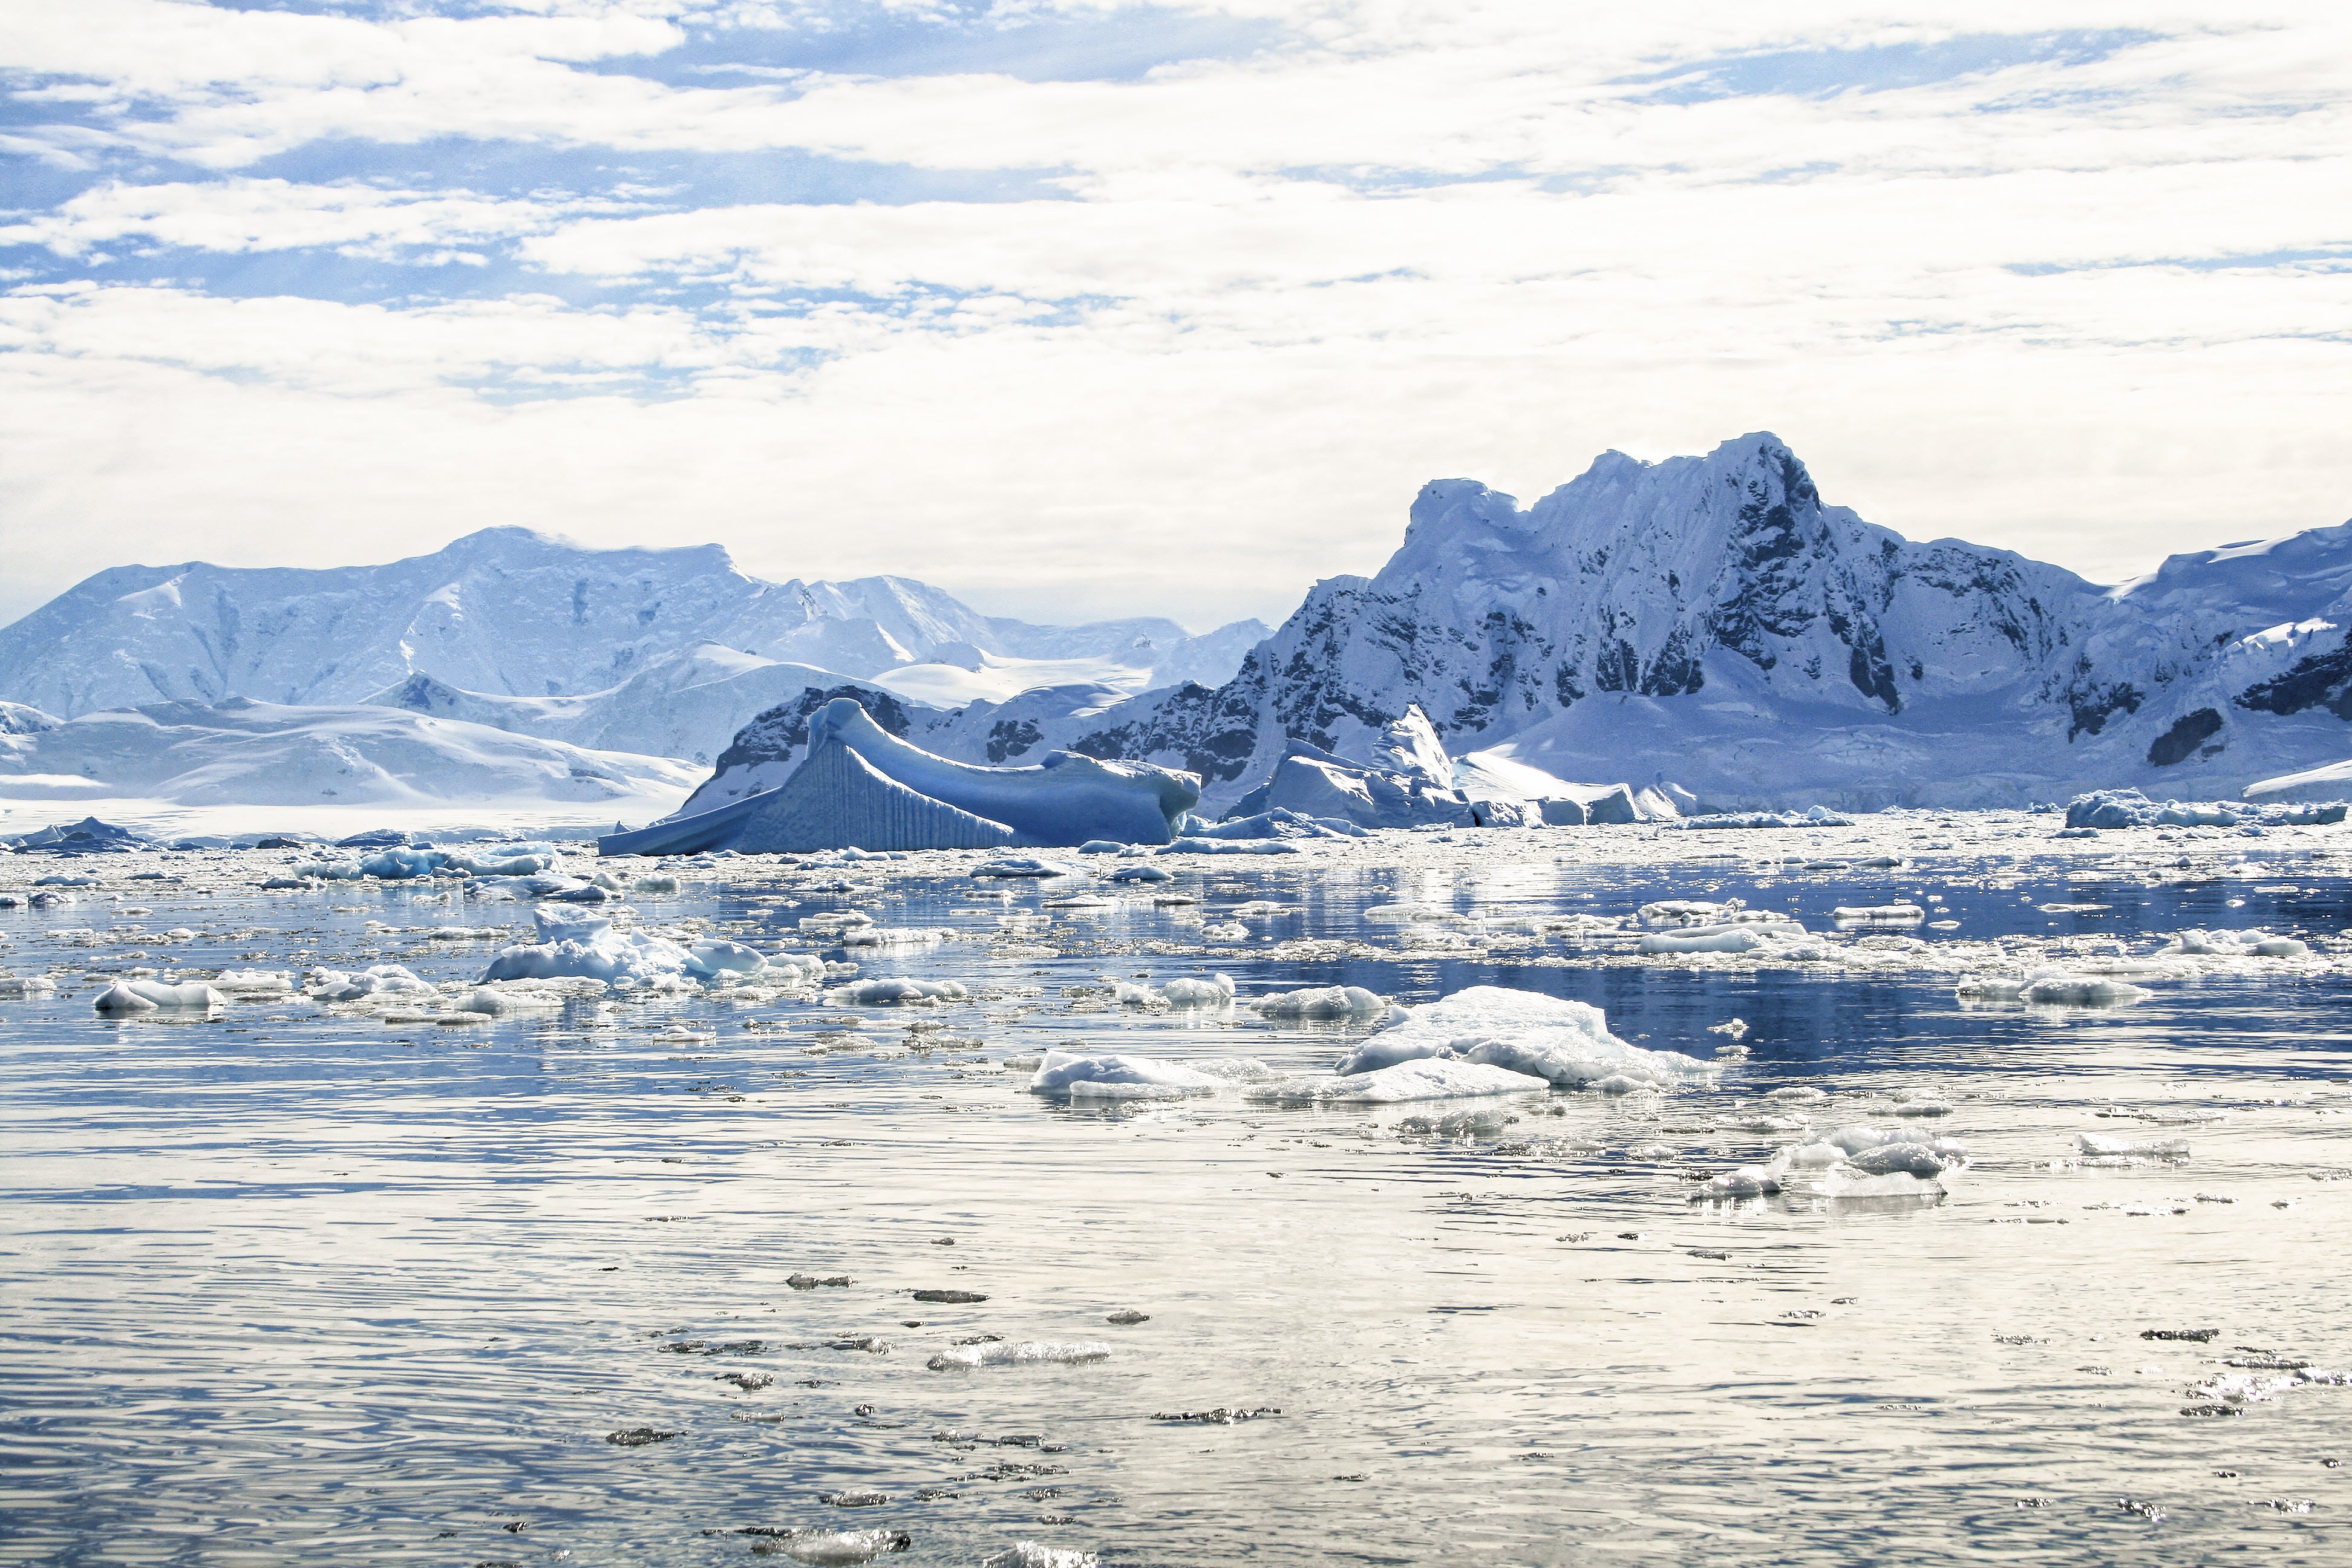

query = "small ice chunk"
458;985;566;1014
2077;1133;2192;1159
1159;974;1235;1008
1247;1058;1551;1104
972;857;1082;878
1340;985;1717;1093
1831;904;1926;923
763;1529;910;1565
982;1545;1098;1568
94;979;224;1011
688;939;768;974
826;978;969;1007
925;1339;1111;1370
1253;985;1386;1019
1029;1050;1220;1100
211;969;293;995
0;975;59;998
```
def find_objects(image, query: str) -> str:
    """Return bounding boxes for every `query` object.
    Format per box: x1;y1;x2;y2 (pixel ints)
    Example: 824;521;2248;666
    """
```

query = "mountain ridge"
0;527;1269;733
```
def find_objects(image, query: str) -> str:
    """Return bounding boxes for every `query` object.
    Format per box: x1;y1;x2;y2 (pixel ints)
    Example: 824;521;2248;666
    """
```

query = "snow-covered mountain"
1045;433;2352;811
0;697;699;811
0;528;1267;731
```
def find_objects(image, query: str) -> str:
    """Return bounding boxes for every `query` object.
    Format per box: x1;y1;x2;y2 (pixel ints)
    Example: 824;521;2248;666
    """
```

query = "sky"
0;1;2347;635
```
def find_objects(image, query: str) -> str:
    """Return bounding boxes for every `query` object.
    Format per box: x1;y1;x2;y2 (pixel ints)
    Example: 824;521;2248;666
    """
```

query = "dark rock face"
707;684;915;778
2235;645;2352;720
2147;708;2225;766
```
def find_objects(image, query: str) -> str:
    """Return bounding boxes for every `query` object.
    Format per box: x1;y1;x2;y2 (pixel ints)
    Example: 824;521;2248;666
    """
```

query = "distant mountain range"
0;528;1267;763
12;434;2352;817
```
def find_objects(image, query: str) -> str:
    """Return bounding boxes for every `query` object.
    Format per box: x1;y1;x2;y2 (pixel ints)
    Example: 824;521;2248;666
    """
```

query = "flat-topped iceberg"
1339;985;1719;1093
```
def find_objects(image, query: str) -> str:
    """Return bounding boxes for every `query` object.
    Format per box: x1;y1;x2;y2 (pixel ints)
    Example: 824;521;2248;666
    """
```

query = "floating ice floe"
1339;985;1719;1094
0;974;58;998
457;985;569;1015
1831;903;1926;924
1673;806;1854;830
1637;921;1802;955
1252;985;1388;1019
1955;969;2152;1007
826;977;968;1007
1705;1123;1969;1200
1157;837;1299;856
753;1529;909;1566
982;1545;1098;1568
2076;1132;2192;1161
210;969;293;995
2065;788;2345;831
309;964;436;1003
93;979;226;1011
1114;974;1235;1008
1248;1057;1553;1104
838;926;953;949
973;856;1081;878
479;906;706;989
926;1339;1112;1370
1028;1050;1224;1101
2159;929;2310;958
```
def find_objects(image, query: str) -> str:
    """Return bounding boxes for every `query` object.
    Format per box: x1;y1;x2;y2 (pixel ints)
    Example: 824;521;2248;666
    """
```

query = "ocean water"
3;828;2350;1566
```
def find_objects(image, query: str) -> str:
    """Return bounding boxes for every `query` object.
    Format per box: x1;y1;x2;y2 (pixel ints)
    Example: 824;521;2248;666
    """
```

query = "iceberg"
602;697;1199;855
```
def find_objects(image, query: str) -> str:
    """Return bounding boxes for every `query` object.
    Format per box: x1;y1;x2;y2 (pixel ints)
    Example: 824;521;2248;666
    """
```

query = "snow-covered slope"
0;697;698;810
0;528;1264;727
1050;433;2352;810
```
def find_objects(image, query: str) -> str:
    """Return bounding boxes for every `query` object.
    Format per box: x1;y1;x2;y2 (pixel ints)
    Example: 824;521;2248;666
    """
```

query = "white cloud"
0;0;2348;632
